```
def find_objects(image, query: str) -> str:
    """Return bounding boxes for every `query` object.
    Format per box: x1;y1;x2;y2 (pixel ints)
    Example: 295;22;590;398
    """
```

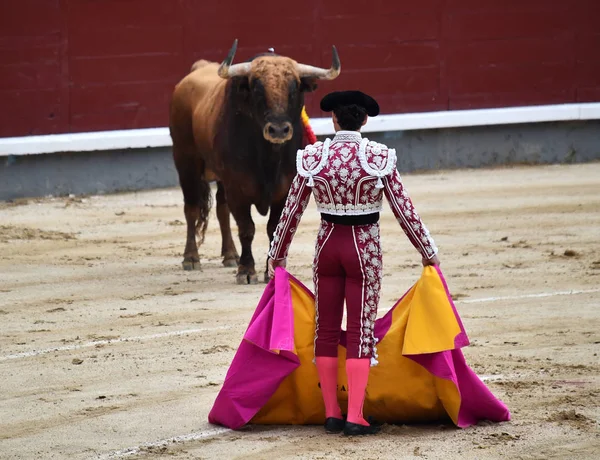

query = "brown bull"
169;40;340;284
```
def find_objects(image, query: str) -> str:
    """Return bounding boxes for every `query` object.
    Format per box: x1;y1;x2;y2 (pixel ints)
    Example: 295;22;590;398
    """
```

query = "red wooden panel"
447;38;574;69
0;0;60;37
331;68;439;96
70;108;167;133
576;34;600;64
446;0;554;12
183;49;233;70
179;0;222;22
0;90;62;136
184;18;314;50
320;14;439;44
0;62;62;91
444;8;573;41
0;115;63;137
575;62;600;87
450;90;574;110
69;54;185;86
574;0;600;34
320;0;443;16
70;81;175;114
0;34;61;51
307;82;339;108
374;93;446;114
264;46;316;64
577;87;600;102
448;63;574;95
189;0;308;20
69;25;183;58
0;40;60;66
183;45;317;68
331;43;440;71
0;0;597;138
67;0;180;27
307;93;445;118
304;97;322;119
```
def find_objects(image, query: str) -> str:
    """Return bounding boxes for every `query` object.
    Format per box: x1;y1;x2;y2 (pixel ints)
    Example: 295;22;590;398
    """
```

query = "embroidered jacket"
268;131;438;261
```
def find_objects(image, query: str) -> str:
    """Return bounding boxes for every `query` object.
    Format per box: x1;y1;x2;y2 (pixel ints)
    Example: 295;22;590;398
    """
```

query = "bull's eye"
288;80;298;99
252;79;265;96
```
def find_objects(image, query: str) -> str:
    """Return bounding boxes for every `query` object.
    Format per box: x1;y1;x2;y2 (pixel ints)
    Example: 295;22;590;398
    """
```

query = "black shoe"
343;420;381;436
324;417;345;434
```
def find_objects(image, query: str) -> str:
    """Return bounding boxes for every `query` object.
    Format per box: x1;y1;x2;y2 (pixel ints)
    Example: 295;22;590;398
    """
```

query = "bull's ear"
300;77;318;92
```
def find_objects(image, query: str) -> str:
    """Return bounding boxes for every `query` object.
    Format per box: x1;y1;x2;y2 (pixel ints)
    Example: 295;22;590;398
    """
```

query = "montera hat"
320;90;380;117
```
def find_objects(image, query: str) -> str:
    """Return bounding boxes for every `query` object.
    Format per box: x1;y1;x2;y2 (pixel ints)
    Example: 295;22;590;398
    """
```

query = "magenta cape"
208;267;510;429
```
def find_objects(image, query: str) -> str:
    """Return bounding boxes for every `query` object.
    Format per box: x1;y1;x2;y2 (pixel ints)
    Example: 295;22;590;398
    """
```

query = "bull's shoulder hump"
190;59;216;73
186;63;224;88
361;139;397;176
174;66;227;113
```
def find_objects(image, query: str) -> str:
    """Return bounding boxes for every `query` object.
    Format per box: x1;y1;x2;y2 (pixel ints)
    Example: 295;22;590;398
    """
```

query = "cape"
208;266;510;429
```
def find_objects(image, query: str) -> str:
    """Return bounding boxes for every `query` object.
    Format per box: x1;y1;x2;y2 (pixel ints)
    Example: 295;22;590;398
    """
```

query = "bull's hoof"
222;257;238;268
263;271;270;284
236;272;259;285
182;259;201;271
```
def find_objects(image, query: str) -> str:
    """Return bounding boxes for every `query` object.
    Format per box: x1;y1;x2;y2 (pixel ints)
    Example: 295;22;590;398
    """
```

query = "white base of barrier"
2;103;599;156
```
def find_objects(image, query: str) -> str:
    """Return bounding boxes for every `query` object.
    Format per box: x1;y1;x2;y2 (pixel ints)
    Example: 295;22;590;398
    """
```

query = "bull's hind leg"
173;147;212;271
230;200;258;285
216;181;239;267
182;202;201;270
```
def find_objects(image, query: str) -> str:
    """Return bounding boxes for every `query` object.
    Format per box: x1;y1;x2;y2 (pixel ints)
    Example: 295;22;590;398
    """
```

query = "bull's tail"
174;145;213;246
195;179;212;245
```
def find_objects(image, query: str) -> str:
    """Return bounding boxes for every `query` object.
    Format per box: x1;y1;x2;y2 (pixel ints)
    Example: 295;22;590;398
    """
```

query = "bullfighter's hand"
422;254;441;267
268;257;287;279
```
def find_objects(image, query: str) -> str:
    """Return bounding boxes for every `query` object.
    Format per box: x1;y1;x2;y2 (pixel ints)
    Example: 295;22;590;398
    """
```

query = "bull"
169;40;340;284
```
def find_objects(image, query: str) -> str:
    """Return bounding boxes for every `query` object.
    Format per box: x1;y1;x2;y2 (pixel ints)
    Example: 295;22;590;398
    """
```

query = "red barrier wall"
1;0;599;137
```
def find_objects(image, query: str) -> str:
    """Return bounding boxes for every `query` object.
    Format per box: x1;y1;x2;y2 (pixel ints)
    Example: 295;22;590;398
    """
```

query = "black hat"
320;91;380;117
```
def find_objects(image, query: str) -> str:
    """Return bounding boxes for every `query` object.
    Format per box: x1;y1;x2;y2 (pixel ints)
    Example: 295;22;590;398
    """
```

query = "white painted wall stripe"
456;288;600;304
352;102;600;133
375;287;600;315
2;102;600;156
0;128;170;156
99;427;231;459
479;375;505;382
101;376;509;458
0;326;231;362
2;287;597;363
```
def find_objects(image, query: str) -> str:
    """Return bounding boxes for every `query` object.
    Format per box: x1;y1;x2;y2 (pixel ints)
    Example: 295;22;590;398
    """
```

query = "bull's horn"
296;46;341;80
218;39;252;79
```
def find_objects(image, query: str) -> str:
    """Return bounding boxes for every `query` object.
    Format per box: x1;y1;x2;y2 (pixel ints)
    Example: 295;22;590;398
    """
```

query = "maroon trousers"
313;220;382;360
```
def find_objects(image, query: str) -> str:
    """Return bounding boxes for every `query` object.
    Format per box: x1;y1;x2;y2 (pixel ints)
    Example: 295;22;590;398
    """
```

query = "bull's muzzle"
263;122;293;144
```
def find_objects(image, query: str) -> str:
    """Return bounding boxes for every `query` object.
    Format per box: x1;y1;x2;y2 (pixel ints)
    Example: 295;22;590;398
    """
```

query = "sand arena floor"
0;163;599;459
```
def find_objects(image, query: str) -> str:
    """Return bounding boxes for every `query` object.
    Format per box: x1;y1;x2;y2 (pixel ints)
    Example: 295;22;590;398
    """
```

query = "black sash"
321;212;379;226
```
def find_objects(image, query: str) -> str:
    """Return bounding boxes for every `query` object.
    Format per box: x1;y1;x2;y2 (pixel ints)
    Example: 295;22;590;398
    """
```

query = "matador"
268;90;440;436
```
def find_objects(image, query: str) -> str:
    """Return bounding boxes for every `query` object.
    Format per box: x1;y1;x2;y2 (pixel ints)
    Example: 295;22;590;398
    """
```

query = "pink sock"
346;358;370;426
316;356;343;419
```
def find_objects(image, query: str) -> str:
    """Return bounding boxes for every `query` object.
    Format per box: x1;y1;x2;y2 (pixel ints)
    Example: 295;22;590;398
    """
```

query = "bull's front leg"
265;197;287;283
216;181;239;268
230;202;258;285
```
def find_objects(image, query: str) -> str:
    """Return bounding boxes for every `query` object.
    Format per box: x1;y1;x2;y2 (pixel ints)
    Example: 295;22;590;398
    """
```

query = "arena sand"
0;163;598;459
